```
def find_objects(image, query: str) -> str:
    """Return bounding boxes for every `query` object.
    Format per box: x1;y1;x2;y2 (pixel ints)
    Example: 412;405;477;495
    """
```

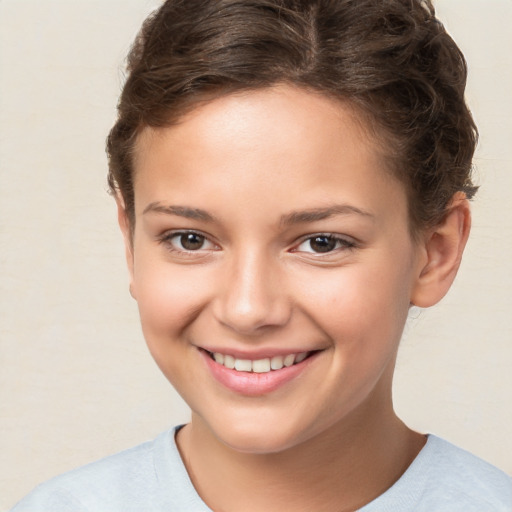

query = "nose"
213;249;292;335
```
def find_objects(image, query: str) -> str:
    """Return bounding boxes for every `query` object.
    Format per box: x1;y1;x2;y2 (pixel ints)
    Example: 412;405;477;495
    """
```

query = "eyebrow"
142;202;373;225
280;205;374;226
142;202;215;222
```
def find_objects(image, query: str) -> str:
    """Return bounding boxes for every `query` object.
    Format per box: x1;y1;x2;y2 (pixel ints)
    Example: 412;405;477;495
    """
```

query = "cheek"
297;256;413;347
131;257;216;391
296;261;413;414
132;254;212;341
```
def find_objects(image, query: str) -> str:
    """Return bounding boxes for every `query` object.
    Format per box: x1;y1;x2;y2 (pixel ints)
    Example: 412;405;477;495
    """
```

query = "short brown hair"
107;0;478;234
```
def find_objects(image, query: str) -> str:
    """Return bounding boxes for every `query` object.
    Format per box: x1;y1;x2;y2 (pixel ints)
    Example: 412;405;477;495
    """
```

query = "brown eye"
309;236;337;253
294;234;355;255
161;231;217;255
179;233;206;250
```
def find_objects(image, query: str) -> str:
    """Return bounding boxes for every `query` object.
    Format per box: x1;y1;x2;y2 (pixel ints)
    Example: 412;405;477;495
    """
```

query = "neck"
177;393;425;512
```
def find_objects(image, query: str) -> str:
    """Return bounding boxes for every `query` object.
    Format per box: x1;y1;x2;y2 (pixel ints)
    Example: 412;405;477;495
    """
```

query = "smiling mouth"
205;350;315;374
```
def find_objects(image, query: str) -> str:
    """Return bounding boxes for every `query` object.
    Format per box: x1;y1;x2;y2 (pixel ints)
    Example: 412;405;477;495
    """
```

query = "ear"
116;197;137;300
410;192;471;308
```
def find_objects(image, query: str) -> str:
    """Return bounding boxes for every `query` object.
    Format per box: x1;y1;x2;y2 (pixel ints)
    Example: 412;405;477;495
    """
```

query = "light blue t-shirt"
10;427;512;511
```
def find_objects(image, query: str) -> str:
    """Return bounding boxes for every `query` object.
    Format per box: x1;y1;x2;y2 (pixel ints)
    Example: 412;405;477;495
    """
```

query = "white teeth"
252;358;271;373
270;355;284;370
212;351;310;373
234;359;252;372
223;354;236;369
283;354;295;367
295;352;308;363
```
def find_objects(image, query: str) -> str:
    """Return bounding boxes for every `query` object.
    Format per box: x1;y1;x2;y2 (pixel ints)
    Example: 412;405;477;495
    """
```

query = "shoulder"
360;435;512;512
422;435;512;509
9;427;206;512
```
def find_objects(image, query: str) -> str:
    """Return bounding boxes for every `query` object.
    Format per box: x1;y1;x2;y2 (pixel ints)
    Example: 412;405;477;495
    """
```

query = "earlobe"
116;197;137;300
410;192;471;308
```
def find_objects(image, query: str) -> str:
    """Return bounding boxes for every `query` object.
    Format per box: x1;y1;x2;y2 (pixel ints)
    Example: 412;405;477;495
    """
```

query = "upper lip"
197;345;323;360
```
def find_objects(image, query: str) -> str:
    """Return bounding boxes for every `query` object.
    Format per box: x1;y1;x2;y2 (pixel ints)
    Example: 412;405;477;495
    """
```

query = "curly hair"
106;0;478;235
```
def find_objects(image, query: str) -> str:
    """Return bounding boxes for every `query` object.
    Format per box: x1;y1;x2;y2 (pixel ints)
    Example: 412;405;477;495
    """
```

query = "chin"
218;427;299;455
202;408;319;455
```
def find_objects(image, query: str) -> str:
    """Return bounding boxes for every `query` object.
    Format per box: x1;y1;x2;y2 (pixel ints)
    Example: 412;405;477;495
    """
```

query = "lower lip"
200;350;319;396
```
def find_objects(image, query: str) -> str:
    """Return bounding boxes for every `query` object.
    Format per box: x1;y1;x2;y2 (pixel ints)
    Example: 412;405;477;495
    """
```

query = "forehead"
132;86;407;225
135;86;381;158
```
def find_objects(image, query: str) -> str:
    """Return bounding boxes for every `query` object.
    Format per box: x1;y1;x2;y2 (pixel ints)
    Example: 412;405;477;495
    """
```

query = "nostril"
214;300;291;334
212;263;291;333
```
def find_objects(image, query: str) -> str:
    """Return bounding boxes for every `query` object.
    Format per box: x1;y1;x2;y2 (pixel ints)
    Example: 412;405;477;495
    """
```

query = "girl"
10;1;511;510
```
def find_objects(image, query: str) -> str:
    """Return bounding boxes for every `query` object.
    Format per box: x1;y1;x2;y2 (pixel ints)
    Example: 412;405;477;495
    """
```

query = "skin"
118;85;471;511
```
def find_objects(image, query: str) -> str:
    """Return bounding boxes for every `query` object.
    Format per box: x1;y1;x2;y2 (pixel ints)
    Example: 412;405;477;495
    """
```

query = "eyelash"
158;230;217;255
158;230;356;256
293;233;357;255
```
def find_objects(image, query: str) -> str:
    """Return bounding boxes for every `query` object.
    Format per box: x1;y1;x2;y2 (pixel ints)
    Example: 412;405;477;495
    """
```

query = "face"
124;86;425;454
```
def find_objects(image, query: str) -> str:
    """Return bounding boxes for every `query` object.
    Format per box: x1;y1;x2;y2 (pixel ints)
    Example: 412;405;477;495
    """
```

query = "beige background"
0;0;511;509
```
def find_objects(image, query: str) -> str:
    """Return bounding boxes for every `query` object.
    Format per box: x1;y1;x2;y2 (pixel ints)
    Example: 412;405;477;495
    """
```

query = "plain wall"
0;0;511;509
